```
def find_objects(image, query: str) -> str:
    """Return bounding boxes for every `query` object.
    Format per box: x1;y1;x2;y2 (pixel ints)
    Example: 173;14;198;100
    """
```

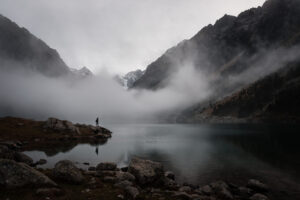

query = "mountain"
133;0;300;90
0;14;70;77
70;66;93;78
177;61;300;123
116;69;145;89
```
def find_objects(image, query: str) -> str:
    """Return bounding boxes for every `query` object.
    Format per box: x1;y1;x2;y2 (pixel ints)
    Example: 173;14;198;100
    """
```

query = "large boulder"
14;152;34;166
0;145;33;165
128;157;164;185
0;145;15;160
45;118;80;134
0;159;56;188
52;160;84;184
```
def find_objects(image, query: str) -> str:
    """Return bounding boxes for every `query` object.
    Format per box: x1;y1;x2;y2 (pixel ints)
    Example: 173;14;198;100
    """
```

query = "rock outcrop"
133;0;300;90
0;145;33;166
52;160;84;184
44;118;81;134
0;159;56;188
0;14;70;77
128;157;164;185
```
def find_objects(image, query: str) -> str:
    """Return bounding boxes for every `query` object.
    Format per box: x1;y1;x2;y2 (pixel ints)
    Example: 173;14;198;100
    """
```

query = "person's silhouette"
95;147;99;156
95;117;99;126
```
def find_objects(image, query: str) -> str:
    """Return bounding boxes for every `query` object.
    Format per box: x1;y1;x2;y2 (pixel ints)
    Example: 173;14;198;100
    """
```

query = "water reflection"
24;124;300;185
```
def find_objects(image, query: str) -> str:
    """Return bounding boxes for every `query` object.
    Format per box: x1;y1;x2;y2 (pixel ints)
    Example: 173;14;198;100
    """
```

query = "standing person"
95;117;99;126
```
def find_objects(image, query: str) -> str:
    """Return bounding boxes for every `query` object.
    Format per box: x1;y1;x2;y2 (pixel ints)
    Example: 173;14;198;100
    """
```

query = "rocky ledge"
0;117;112;151
0;150;272;200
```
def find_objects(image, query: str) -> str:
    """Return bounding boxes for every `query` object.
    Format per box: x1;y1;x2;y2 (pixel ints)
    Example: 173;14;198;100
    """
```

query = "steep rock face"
133;0;300;90
178;61;300;123
116;69;145;89
0;14;70;77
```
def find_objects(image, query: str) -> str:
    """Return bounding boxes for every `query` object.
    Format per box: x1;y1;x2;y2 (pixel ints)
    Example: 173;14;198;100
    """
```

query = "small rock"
36;159;47;166
84;171;97;176
88;166;96;171
121;167;128;172
117;194;125;199
114;180;133;189
52;160;84;184
36;188;63;197
116;171;136;182
250;193;269;200
96;162;117;171
211;181;233;200
88;177;97;185
81;188;91;193
125;186;140;199
163;177;179;190
103;176;117;183
247;179;268;192
83;162;89;165
238;186;253;198
97;170;116;177
172;191;192;200
200;185;213;195
165;171;175;180
179;186;192;193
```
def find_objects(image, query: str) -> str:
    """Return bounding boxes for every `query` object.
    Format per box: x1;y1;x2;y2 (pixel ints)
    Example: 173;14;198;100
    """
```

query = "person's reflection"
95;146;99;156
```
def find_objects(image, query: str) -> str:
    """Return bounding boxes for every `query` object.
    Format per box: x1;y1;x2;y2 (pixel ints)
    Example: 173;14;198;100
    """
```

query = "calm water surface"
24;124;300;185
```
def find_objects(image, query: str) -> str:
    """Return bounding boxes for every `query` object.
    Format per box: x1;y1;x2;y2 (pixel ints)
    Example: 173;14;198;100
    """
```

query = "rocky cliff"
133;0;300;90
0;14;71;77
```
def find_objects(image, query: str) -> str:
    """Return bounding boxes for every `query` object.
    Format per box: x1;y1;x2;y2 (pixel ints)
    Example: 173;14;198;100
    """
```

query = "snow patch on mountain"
116;69;145;89
70;66;93;78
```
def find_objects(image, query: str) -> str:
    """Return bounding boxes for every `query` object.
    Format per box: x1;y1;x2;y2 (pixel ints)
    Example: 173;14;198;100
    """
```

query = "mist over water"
0;45;300;124
0;64;210;123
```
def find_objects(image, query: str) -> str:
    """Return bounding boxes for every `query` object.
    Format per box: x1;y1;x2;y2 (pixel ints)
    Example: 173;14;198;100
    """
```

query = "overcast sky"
0;0;265;74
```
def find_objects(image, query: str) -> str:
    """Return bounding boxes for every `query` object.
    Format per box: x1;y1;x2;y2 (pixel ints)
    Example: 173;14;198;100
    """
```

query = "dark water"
24;124;300;186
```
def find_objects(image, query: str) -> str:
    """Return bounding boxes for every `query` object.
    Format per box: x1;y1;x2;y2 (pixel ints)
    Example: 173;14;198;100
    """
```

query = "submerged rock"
35;159;47;166
0;159;56;188
52;160;84;184
128;157;164;185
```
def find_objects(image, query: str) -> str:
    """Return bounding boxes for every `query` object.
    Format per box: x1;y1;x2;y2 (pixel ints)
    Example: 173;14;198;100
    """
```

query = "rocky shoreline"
0;144;271;200
0;117;281;200
0;117;112;152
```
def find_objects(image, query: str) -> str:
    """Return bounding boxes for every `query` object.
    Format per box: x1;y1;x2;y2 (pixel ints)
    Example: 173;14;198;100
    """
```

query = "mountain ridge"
132;0;300;90
0;14;71;77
